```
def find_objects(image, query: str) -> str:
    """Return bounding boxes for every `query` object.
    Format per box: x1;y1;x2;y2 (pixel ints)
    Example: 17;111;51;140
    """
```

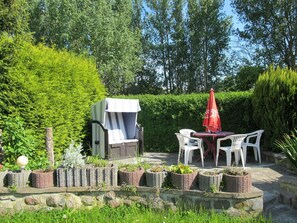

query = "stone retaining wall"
0;186;263;216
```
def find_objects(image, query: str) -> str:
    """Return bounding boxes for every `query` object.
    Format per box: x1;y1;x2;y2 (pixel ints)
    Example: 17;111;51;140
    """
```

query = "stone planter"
56;164;118;187
199;171;223;192
145;169;167;188
119;167;145;186
171;171;198;190
0;170;8;187
7;170;31;188
31;170;54;188
224;172;252;193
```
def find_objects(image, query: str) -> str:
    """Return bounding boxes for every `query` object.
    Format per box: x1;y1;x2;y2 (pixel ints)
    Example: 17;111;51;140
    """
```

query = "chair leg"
184;150;189;165
226;151;232;167
242;145;247;164
189;150;193;163
234;151;239;165
177;149;182;164
240;150;245;168
215;148;220;167
257;147;261;163
200;149;204;167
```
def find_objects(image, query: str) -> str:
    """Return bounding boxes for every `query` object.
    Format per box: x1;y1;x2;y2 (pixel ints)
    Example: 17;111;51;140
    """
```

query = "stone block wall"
0;186;263;216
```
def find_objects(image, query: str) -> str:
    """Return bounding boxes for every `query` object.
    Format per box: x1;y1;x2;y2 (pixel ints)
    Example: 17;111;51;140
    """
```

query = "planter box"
31;170;54;188
7;170;32;188
56;164;118;187
119;167;145;186
199;171;223;192
224;172;252;193
0;170;8;187
146;169;167;188
171;171;198;190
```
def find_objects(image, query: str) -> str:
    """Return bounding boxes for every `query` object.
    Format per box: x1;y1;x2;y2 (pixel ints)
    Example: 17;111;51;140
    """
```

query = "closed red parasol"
203;88;222;133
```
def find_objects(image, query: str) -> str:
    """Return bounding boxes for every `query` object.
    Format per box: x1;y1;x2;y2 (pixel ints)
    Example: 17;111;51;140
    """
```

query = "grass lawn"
2;205;271;223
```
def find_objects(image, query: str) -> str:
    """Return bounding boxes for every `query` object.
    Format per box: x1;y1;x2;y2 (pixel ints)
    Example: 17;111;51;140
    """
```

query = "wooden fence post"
46;127;54;168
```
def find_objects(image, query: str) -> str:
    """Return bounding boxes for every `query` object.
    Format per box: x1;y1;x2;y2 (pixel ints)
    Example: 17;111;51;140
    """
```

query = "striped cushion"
106;112;128;143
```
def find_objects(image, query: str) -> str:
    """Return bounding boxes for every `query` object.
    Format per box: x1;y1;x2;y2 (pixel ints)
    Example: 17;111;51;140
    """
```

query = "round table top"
191;131;234;137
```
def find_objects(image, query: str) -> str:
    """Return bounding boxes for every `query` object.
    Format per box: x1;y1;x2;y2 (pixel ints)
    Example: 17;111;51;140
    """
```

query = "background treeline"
26;0;297;95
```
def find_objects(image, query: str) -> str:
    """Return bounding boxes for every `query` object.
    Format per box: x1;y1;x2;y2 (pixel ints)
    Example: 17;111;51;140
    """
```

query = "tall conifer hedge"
0;34;106;162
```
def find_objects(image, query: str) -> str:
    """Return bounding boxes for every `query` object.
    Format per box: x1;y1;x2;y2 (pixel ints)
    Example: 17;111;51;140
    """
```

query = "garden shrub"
253;66;297;150
0;35;106;163
122;92;256;152
2;116;48;170
275;129;297;170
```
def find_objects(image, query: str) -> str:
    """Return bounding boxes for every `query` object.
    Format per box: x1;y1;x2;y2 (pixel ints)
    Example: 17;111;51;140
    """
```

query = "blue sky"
223;0;244;30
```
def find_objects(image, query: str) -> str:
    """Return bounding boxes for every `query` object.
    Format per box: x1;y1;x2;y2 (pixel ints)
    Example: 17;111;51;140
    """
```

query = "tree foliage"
27;0;142;95
188;0;231;92
232;0;297;70
0;0;30;36
132;0;231;94
235;66;265;91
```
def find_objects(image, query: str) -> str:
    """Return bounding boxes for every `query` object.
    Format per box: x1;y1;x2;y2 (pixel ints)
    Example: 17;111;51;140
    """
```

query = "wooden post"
46;127;54;168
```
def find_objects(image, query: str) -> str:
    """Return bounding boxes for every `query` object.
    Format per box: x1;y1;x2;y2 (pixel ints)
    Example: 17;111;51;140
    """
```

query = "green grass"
2;205;271;223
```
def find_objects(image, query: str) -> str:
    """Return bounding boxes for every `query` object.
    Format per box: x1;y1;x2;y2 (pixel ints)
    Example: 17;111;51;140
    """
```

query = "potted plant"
7;156;31;188
56;141;118;187
145;165;167;188
31;168;54;188
170;163;198;190
118;162;150;187
84;156;118;187
198;170;223;192
223;167;252;193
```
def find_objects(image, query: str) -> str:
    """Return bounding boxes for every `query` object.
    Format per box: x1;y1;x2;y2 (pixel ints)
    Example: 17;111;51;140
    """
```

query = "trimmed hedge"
0;35;106;162
122;92;257;152
253;66;297;150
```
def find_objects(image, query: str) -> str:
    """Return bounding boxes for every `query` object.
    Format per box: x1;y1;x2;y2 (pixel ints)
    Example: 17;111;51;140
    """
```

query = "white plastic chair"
179;129;198;161
216;134;247;168
175;133;204;167
242;130;264;164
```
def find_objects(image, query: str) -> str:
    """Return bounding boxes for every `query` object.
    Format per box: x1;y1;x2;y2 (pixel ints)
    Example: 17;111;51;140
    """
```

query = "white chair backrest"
247;129;264;145
231;134;247;150
179;129;196;144
175;133;185;149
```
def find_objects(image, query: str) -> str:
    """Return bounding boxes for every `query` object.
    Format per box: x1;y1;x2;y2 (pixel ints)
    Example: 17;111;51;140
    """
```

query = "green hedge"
122;92;256;152
0;34;106;162
253;66;297;150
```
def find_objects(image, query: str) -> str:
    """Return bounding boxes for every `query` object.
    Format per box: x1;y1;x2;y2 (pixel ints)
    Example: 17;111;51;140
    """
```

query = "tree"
27;0;142;95
188;0;232;92
145;0;175;93
232;0;297;70
171;0;189;94
0;0;30;36
235;66;264;91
